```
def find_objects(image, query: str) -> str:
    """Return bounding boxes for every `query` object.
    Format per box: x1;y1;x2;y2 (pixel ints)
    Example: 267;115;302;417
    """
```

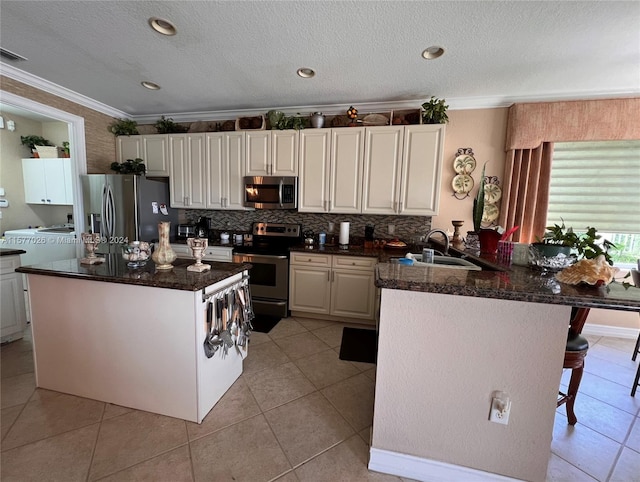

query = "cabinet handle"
327;271;330;282
41;199;46;203
46;199;51;203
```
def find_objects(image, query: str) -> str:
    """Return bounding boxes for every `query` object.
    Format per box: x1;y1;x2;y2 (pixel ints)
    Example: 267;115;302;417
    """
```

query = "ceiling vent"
0;48;28;62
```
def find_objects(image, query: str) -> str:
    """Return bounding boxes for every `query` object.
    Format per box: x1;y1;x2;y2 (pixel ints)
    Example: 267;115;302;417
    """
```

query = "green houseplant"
109;118;139;136
110;158;146;175
533;221;616;265
421;96;449;124
155;115;188;134
20;135;53;151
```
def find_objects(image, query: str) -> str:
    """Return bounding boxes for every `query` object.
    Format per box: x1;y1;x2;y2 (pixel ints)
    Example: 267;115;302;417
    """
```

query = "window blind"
547;140;640;234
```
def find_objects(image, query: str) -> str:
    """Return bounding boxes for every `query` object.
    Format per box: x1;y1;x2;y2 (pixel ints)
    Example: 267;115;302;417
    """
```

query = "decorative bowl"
122;241;151;268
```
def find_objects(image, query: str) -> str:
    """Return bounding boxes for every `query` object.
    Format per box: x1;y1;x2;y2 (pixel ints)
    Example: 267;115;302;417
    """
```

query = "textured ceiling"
1;0;639;119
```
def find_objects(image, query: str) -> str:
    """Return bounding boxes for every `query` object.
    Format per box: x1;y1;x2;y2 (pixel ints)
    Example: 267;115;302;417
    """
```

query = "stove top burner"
233;222;302;256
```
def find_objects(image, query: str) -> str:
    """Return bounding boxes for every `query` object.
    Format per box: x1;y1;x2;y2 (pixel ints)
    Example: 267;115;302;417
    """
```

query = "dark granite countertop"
291;242;640;312
376;263;640;312
0;248;27;256
16;255;251;292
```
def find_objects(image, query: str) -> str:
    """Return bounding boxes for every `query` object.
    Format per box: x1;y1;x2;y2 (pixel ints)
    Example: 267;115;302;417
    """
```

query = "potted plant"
532;220;616;265
109;118;139;136
155;115;188;134
421;96;449;124
62;141;70;157
20;135;53;156
110;158;146;175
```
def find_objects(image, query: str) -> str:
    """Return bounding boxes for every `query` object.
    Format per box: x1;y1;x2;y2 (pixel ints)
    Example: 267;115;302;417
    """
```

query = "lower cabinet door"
289;266;331;314
330;269;376;319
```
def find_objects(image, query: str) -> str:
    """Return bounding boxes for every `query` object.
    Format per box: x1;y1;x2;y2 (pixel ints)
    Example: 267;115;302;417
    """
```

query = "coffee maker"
195;217;210;238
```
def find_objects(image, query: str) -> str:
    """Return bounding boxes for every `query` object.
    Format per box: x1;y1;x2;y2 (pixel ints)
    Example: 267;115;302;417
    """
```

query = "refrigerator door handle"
106;184;115;239
101;184;107;238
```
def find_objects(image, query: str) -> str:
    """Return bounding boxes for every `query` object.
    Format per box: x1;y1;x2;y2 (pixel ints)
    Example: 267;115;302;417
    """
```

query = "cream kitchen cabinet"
168;134;207;208
244;130;298;176
398;124;445;215
362;124;444;215
117;135;169;176
1;254;28;343
22;158;73;205
289;252;376;322
206;132;246;210
298;128;364;213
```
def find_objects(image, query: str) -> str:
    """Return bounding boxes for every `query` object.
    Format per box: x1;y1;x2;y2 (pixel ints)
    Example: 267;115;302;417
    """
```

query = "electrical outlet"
489;397;510;425
388;224;395;235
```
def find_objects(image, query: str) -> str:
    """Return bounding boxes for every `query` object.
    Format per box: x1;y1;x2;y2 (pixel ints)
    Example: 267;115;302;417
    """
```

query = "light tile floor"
1;319;639;481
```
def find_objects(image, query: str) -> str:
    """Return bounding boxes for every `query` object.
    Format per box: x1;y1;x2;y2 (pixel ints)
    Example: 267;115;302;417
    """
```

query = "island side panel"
28;274;199;421
195;271;247;423
371;290;569;482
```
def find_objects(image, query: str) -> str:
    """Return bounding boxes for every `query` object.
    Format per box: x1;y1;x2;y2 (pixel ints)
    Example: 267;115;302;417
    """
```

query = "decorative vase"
152;221;176;270
80;232;105;265
465;231;480;252
186;237;211;272
310;112;325;128
478;228;501;255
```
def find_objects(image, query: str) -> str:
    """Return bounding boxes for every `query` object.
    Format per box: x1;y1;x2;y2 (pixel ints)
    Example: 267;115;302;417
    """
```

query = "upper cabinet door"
361;126;404;214
399;125;445;216
186;134;206;209
224;132;246;210
271;130;299;175
142;135;169;176
22;158;47;204
205;133;224;209
298;129;331;212
245;131;271;176
330;128;364;214
168;135;189;208
117;136;142;163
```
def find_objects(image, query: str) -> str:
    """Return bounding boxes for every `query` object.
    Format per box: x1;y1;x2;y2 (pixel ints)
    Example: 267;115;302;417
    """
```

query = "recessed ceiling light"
149;17;177;36
141;81;161;90
422;46;445;60
297;68;316;78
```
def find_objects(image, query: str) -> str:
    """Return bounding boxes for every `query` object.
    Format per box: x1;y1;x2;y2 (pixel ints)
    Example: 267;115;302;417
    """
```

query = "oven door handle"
279;179;284;208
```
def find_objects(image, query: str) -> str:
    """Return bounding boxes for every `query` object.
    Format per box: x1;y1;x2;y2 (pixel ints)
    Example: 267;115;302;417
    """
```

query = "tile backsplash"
182;209;431;242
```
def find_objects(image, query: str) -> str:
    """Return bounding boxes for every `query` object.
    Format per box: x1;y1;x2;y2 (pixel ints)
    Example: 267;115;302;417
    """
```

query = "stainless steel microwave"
243;176;298;210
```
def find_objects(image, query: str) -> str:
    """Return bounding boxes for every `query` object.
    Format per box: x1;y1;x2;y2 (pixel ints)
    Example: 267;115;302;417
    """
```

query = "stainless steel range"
232;222;301;318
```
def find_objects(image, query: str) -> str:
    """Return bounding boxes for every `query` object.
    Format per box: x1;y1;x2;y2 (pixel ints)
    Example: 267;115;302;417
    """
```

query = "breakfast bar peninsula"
370;261;640;482
17;256;252;423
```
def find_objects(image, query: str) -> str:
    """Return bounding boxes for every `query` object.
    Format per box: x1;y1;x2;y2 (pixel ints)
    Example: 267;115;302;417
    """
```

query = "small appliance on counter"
195;217;210;238
177;224;196;240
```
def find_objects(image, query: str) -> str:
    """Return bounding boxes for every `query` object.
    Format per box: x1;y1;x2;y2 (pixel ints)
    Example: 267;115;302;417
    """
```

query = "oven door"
232;253;289;317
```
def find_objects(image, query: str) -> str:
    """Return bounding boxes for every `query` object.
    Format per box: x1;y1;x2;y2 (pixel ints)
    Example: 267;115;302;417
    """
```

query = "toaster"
177;224;196;239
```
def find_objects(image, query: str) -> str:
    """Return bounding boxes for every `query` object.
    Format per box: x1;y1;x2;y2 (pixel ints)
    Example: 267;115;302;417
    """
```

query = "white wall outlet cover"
489;397;510;425
0;116;4;129
0;187;5;196
7;120;15;131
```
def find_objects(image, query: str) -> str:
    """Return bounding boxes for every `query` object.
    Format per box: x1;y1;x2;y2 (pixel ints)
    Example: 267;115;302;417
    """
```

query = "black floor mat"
250;316;282;333
339;327;377;364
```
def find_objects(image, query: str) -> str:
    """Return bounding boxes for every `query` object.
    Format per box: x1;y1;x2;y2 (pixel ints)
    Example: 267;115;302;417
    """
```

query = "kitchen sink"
398;254;482;271
38;227;75;233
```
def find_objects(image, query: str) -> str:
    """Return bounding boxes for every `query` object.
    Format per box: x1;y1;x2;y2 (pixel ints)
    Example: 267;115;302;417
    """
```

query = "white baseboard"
583;323;640;340
368;447;522;482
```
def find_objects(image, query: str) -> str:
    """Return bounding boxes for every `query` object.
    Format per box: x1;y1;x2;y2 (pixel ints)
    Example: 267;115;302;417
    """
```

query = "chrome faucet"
424;229;450;255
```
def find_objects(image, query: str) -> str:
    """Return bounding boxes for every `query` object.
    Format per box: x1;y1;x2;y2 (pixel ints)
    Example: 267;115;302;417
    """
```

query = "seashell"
555;255;618;286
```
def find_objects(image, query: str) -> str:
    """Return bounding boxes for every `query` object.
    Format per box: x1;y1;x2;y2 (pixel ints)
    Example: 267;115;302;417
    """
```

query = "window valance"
505;98;640;151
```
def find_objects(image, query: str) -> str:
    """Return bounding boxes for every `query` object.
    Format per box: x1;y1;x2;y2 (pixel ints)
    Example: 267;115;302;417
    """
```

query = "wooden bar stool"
557;307;590;425
631;322;640;397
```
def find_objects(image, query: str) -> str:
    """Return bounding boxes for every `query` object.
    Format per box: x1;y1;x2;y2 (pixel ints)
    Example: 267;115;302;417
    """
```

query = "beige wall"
432;107;508;235
373;290;570;481
1;76;117;173
0;112;72;233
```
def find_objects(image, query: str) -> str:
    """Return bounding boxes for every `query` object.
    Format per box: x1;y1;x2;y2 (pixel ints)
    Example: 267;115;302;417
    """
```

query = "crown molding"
3;62;637;124
1;62;130;119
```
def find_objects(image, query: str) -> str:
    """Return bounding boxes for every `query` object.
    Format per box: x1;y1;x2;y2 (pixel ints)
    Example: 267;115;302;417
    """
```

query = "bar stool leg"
632;361;640;397
632;331;640;362
566;363;584;425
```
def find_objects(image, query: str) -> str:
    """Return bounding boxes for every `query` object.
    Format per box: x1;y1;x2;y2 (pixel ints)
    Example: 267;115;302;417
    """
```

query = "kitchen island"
17;256;252;423
370;262;640;482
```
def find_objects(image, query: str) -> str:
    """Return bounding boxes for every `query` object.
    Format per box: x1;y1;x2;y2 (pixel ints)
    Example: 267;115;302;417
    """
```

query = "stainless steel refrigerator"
81;174;179;254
